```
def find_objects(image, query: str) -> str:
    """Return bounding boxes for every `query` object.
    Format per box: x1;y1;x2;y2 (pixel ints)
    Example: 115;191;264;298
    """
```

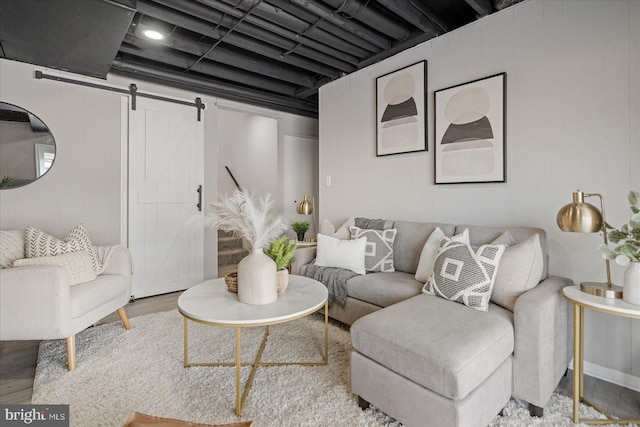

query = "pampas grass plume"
208;189;288;249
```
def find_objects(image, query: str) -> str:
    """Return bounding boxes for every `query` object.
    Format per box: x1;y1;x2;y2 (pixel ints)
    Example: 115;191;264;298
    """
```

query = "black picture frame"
434;73;506;184
375;60;427;156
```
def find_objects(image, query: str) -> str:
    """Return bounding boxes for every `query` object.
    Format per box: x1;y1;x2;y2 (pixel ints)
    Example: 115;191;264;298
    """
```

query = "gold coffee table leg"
184;318;189;367
237;326;269;415
235;327;241;416
182;306;328;417
324;300;329;364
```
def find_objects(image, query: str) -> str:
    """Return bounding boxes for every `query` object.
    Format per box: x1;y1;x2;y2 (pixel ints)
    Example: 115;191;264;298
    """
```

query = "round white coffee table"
178;275;329;416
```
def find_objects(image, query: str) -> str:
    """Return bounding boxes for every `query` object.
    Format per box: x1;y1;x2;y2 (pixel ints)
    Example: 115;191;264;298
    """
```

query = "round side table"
563;285;640;425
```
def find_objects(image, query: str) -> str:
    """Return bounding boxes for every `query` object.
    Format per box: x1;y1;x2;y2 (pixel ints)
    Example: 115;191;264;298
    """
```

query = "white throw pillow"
319;217;355;240
0;230;25;269
315;233;366;275
415;227;469;283
424;240;506;312
25;225;102;272
489;233;544;311
13;251;97;286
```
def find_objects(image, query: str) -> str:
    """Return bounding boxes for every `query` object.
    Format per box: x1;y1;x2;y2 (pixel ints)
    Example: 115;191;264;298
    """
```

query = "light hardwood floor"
1;291;638;420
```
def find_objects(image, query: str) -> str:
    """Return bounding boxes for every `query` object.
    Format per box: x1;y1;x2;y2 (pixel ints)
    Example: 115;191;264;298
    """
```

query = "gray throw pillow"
349;226;397;273
425;240;506;312
489;232;543;311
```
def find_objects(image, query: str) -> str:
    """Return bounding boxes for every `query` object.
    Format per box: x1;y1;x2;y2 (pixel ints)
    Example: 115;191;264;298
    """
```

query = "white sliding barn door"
129;98;204;298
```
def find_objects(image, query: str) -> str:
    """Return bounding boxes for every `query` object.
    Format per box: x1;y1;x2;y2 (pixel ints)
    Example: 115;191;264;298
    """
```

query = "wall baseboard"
569;360;640;392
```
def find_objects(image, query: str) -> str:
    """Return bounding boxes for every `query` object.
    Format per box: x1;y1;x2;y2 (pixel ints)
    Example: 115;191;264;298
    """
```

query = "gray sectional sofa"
293;219;573;427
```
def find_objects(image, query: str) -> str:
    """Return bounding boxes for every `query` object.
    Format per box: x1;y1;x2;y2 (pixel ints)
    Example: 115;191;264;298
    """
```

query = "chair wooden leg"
118;307;131;330
66;336;77;371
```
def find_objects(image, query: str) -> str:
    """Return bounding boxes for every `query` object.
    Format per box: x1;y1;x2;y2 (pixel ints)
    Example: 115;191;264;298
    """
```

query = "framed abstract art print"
434;73;506;184
376;61;427;156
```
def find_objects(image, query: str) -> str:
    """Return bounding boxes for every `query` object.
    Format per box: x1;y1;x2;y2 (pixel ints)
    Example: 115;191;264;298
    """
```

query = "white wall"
216;108;278;197
0;60;124;244
319;0;639;389
0;58;318;280
283;135;319;237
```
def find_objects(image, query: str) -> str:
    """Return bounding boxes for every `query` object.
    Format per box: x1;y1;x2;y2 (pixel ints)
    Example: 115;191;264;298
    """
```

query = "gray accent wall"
319;0;639;390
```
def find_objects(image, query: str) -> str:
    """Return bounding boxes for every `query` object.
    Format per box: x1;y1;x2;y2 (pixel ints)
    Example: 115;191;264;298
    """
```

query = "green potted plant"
291;221;310;242
264;235;297;292
0;176;14;188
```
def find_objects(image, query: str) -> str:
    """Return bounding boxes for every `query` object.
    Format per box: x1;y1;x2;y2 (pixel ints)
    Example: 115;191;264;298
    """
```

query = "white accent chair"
0;241;132;370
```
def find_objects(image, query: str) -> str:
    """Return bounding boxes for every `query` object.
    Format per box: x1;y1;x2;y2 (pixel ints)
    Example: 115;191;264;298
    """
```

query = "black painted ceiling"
0;0;521;117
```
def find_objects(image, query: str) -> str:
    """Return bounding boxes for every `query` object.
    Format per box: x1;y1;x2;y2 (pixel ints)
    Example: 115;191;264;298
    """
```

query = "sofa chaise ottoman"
295;219;573;427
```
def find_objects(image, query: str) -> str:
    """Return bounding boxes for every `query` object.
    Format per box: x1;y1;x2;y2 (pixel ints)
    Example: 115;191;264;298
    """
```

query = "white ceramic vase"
622;262;640;306
237;248;277;305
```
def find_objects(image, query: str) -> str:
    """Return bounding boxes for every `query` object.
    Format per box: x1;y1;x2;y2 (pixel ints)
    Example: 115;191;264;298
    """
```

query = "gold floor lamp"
557;190;623;298
297;194;316;242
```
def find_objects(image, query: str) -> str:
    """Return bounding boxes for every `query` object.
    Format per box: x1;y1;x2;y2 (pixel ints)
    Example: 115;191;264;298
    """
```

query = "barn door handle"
196;185;202;211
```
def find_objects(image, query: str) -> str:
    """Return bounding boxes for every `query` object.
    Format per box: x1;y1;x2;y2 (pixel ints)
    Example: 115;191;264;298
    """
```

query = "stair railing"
225;166;241;191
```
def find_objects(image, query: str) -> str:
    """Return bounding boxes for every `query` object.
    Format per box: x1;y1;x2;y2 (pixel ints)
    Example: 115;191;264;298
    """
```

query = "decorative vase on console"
623;262;640;305
209;189;288;305
598;190;640;305
237;248;277;304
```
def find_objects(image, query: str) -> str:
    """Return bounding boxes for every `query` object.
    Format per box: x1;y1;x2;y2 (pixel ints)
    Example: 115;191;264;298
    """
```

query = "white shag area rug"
32;310;634;427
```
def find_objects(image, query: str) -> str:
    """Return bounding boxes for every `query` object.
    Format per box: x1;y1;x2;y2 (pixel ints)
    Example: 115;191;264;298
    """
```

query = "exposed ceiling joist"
287;0;391;50
465;0;494;16
134;0;341;77
194;0;362;65
0;0;522;118
375;0;444;36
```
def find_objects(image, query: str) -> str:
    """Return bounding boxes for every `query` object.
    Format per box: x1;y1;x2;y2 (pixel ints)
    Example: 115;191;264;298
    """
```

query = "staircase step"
218;236;244;251
218;229;236;238
219;247;249;266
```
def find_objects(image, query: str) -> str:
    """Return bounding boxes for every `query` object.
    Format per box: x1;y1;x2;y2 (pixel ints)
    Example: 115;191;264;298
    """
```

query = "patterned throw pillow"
424;240;506;312
349;226;397;273
415;227;469;283
14;251;97;286
25;225;102;272
0;230;25;268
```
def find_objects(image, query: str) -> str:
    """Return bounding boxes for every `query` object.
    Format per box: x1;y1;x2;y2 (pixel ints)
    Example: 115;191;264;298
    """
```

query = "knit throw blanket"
303;263;358;307
354;217;393;230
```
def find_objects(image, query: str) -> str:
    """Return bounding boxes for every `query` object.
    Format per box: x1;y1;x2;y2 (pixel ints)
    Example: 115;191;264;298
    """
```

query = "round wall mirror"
0;102;56;189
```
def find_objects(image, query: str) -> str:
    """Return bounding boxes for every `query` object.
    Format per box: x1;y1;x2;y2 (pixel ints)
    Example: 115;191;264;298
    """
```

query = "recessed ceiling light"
143;30;164;40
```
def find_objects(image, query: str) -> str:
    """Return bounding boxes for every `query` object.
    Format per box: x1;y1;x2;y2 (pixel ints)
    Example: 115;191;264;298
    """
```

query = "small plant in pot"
264;235;297;293
291;221;310;242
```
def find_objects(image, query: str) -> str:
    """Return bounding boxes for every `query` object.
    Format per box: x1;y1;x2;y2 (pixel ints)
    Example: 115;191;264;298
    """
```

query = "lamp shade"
556;191;603;233
296;194;313;215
